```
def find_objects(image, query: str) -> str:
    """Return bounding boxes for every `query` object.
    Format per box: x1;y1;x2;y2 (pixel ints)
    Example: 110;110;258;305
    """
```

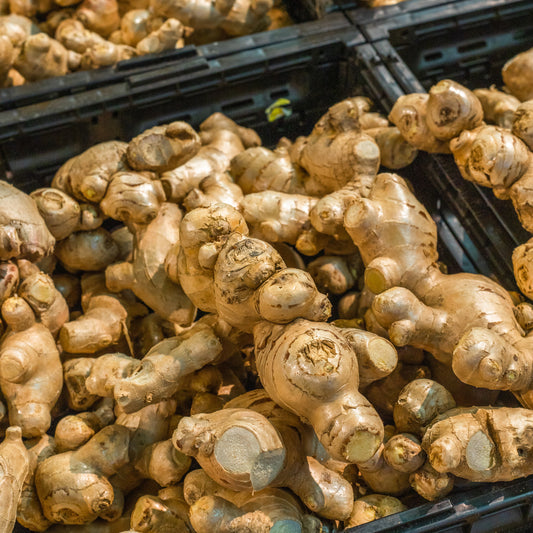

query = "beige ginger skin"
35;425;130;525
344;172;533;403
213;232;331;332
502;47;533;101
473;87;520;129
346;494;407;528
254;318;384;464
99;171;165;226
113;322;223;413
52;140;129;203
422;406;533;482
0;427;31;533
160;117;251;201
0;297;62;437
0;181;55;262
425;79;483;140
172;203;249;313
223;389;354;520
189;488;323;533
105;202;196;326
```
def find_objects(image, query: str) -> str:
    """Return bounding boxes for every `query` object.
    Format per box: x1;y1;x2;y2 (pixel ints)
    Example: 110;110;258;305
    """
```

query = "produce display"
1;41;533;533
0;0;290;86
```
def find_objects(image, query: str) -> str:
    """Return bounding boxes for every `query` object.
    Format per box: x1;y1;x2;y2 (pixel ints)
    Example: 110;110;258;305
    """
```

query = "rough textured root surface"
59;294;128;353
30;187;82;240
254;319;384;463
160;129;245;202
510;155;533;233
513;237;533;298
224;389;354;520
502;47;533;101
113;323;223;413
230;145;307;195
0;299;63;437
474;87;520;129
0;181;55;261
126;121;200;172
512;100;533;151
365;363;432;417
426;79;483;140
0;426;31;533
393;379;456;436
174;203;248;313
409;462;454;501
173;408;286;492
450;125;530;198
344;172;439;295
106;202;196;326
422;406;533;482
55;227;120;272
214;233;330;332
340;327;398;389
365;126;418;169
382;433;425;474
130;486;190;533
357;444;411;496
388;93;451;153
35;424;130;524
347;494;407;528
298;130;380;197
51;140;128;203
99;170;166;225
241;191;317;245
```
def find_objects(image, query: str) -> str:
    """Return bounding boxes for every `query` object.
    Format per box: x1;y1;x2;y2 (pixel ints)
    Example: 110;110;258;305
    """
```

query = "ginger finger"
254;319;384;464
393;379;456;436
1;297;62;437
426;79;483;140
474;87;520;129
0;427;31;533
113;323;223;413
346;494;407;528
388;93;451;153
502;47;533;101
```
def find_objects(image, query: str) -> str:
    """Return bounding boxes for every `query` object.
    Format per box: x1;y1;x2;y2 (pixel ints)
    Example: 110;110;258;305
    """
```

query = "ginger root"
254;319;384;463
35;425;130;524
105;202;196;326
473;87;520;129
0;297;62;437
0;426;31;533
0;181;55;262
346;494;407;528
502;47;533;101
422;406;533;482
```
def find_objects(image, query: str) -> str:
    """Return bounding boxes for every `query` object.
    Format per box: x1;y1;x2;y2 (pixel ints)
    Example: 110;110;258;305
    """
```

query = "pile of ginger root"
0;0;293;87
2;91;533;533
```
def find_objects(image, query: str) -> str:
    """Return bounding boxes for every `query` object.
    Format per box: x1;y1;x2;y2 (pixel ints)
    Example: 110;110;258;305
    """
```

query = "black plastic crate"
360;0;533;290
5;25;533;533
0;3;350;112
344;0;456;36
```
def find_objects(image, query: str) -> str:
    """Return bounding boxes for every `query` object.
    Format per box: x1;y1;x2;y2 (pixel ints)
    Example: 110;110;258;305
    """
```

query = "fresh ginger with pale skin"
105;202;196;326
171;202;249;313
113;321;223;413
223;389;354;520
422;406;533;482
254;318;384;464
344;172;533;405
0;297;62;437
35;424;130;525
0;426;31;533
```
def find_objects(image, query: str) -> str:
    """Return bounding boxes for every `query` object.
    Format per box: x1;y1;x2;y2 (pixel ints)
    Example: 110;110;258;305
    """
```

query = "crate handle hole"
424;51;443;63
457;40;487;54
